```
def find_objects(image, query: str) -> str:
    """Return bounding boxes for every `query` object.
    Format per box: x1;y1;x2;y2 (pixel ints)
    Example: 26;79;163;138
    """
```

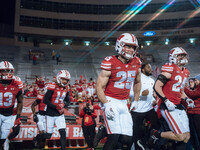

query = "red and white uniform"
101;55;141;136
36;94;47;131
101;55;141;100
160;63;190;134
47;82;68;106
161;63;190;104
0;77;23;139
46;82;69;133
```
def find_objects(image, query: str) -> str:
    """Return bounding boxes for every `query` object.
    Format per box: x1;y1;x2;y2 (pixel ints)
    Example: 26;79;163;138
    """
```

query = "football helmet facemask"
0;61;14;80
168;47;189;66
57;70;71;87
115;33;139;60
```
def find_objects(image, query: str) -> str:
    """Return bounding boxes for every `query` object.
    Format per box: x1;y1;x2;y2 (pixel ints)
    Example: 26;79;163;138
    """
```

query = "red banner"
13;125;88;140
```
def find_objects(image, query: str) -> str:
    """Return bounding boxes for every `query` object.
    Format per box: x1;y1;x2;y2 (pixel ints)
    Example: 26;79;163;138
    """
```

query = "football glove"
103;102;115;120
185;98;195;108
14;118;21;127
130;101;138;111
33;114;38;123
164;99;176;111
56;103;65;114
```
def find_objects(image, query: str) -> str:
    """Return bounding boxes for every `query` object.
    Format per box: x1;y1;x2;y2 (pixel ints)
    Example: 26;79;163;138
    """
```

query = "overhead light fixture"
84;41;90;46
189;38;195;44
64;40;72;46
165;38;169;45
105;42;110;46
145;41;151;46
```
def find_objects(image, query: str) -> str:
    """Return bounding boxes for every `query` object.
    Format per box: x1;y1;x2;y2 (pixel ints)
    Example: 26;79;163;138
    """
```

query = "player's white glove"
185;98;195;108
130;101;138;111
164;99;176;111
103;102;115;120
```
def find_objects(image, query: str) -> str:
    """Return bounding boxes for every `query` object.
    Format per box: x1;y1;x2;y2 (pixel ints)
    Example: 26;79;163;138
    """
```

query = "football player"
96;33;141;149
152;47;194;150
33;70;71;150
0;61;23;148
31;88;47;148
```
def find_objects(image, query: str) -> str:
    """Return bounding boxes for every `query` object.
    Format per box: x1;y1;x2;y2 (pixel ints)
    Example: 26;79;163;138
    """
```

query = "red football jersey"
47;82;69;105
101;55;141;100
36;94;46;111
0;78;23;109
161;63;190;104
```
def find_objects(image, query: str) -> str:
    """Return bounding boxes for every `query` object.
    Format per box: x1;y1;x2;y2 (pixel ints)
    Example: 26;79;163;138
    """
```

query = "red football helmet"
115;33;139;59
168;47;189;66
56;70;71;86
0;61;14;80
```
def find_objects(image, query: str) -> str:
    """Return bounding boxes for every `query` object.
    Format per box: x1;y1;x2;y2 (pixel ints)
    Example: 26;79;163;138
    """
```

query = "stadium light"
105;42;110;46
145;41;151;46
64;40;72;46
189;38;195;44
165;38;169;45
84;41;90;46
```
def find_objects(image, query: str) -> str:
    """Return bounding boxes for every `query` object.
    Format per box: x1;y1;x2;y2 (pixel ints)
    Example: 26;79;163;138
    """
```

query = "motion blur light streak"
139;0;176;31
77;0;151;63
167;1;200;36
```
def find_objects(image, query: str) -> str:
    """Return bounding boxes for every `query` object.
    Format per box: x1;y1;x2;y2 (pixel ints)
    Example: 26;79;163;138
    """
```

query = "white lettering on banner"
73;127;79;137
52;128;59;138
28;128;34;138
66;127;69;137
13;125;85;140
73;127;83;137
22;107;32;113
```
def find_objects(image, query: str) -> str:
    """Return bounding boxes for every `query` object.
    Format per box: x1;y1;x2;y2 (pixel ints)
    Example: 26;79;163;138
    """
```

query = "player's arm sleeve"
43;90;56;109
153;73;170;101
64;91;71;107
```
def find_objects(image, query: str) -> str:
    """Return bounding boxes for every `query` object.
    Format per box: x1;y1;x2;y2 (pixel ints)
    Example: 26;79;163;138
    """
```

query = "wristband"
161;97;167;102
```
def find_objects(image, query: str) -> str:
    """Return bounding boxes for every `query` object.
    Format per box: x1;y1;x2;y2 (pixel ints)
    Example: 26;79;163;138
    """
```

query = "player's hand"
130;101;138;111
103;102;115;120
185;98;195;108
14;118;21;127
164;99;176;111
56;103;65;114
33;114;39;123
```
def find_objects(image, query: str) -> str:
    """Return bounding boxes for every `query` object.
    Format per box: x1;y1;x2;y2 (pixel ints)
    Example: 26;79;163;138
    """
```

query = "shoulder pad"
13;79;23;90
47;82;56;90
161;63;174;73
101;56;113;71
